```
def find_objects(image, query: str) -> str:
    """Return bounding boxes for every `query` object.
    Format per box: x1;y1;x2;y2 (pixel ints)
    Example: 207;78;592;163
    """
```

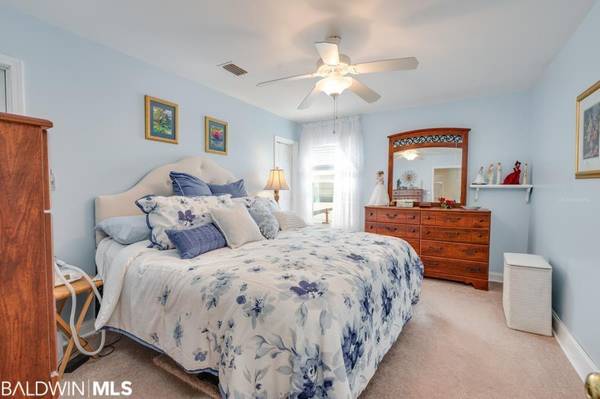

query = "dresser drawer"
421;211;490;228
365;221;378;233
375;223;420;239
365;208;378;222
422;256;488;279
421;226;489;244
421;240;489;262
404;238;420;254
376;209;420;224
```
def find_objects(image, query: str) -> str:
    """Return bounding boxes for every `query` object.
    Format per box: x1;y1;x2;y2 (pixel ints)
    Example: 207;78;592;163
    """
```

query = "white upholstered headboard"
94;156;236;242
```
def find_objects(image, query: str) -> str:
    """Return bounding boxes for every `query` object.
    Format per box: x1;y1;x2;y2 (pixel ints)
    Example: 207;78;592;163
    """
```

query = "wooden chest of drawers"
365;206;491;290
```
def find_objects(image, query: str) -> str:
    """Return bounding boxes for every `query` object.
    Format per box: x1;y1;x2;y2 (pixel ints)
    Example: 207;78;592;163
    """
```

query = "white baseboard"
489;271;503;283
552;311;598;381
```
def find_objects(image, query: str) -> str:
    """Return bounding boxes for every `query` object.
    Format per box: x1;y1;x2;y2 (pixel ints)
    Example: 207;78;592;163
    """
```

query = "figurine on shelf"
495;162;502;185
473;166;486;185
486;163;495;184
503;161;522;184
368;171;390;206
522;163;529;185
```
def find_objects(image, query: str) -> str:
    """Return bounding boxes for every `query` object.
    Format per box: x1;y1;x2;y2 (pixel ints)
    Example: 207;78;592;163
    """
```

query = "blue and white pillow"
135;194;233;249
166;223;226;259
235;197;280;239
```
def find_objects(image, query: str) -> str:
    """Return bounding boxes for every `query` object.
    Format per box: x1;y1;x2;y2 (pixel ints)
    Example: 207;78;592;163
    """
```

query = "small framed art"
205;116;228;155
145;95;178;144
576;80;600;178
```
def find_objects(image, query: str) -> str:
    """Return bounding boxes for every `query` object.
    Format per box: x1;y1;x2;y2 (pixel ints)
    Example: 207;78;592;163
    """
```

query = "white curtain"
297;116;363;231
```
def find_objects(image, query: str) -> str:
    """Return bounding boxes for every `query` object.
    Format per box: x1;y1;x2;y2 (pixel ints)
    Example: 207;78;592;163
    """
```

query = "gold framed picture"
576;80;600;178
145;95;179;144
205;116;228;155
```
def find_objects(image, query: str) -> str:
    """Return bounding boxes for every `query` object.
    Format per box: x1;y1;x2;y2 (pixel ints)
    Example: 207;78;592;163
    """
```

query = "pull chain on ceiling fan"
257;36;419;110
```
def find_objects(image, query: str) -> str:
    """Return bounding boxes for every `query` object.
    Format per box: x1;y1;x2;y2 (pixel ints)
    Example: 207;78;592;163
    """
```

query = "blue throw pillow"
96;215;150;245
170;171;212;197
166;223;226;259
208;179;248;198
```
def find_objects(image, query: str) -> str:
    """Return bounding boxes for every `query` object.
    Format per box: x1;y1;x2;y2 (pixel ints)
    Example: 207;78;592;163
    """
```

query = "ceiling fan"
257;36;419;110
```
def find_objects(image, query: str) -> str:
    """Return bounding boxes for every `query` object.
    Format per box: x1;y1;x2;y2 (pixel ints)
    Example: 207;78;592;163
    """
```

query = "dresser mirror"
387;128;470;205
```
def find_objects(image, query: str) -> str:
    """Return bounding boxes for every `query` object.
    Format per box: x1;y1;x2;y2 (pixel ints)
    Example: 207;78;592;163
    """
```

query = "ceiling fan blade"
349;78;381;103
315;41;340;65
257;73;315;87
351;57;419;74
298;85;322;110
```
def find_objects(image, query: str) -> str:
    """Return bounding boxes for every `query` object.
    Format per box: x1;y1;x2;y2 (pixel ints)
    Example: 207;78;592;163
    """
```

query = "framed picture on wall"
145;95;178;144
205;116;228;155
576;80;600;178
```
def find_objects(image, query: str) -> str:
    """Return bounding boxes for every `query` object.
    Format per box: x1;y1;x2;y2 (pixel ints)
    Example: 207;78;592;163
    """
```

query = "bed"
94;157;424;399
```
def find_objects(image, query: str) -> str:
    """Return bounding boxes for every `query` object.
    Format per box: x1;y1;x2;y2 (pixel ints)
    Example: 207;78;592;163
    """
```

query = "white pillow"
210;204;265;248
272;211;307;231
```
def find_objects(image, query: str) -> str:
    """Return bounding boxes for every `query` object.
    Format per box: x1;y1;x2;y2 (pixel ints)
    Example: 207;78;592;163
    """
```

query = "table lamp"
264;167;289;204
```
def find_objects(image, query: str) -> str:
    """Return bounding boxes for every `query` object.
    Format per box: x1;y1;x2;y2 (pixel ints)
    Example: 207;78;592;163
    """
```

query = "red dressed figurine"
503;161;521;184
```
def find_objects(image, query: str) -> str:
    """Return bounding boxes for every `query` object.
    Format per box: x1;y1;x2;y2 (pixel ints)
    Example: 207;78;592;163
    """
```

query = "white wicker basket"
503;253;552;336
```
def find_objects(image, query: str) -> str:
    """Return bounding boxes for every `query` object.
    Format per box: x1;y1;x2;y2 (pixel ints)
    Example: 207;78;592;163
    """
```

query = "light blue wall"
0;7;297;275
361;92;533;276
529;1;600;366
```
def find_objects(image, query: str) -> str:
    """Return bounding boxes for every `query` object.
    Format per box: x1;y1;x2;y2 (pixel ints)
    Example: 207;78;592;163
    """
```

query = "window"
0;68;6;112
0;54;25;114
311;144;336;224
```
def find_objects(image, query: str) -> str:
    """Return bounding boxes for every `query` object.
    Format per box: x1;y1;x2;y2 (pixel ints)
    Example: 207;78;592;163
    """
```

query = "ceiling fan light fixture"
316;76;352;96
400;149;419;160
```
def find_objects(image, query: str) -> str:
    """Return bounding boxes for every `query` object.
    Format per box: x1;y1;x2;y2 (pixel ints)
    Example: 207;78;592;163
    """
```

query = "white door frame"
0;53;25;114
273;136;296;167
273;136;298;210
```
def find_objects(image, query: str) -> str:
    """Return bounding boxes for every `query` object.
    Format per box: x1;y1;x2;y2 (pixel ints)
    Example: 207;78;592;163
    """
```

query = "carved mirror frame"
387;127;470;205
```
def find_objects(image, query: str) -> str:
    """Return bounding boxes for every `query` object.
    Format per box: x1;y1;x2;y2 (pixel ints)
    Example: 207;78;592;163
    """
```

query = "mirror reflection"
392;147;462;202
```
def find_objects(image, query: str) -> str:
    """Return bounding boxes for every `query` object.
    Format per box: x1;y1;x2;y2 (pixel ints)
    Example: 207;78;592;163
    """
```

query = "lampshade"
316;76;352;96
264;167;289;191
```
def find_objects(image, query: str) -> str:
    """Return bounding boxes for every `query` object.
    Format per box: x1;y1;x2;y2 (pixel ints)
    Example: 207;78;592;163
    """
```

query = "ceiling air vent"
220;62;248;76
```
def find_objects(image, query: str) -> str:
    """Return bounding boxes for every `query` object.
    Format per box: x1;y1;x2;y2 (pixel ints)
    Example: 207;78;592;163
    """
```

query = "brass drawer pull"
466;267;482;273
385;213;398;219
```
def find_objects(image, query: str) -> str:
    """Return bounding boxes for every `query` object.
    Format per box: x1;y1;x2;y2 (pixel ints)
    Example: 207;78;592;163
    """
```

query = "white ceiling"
5;0;594;122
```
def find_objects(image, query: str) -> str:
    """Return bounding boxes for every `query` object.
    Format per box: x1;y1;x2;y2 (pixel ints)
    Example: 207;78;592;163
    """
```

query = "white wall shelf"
470;184;533;203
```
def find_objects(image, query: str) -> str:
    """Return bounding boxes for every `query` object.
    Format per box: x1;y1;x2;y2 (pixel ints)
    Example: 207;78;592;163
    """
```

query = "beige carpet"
66;279;583;398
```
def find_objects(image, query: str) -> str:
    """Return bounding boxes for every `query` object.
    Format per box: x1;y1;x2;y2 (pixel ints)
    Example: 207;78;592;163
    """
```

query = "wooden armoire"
0;113;58;396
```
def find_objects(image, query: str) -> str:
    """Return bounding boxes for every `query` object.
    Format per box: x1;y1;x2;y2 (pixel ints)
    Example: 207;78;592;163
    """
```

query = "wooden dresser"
365;206;491;290
0;113;58;396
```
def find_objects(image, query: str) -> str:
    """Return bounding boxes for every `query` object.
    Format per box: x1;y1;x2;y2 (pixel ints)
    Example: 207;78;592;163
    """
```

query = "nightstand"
54;278;103;378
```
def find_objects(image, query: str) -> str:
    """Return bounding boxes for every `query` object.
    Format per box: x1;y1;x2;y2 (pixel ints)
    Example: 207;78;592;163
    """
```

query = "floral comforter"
96;226;423;399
